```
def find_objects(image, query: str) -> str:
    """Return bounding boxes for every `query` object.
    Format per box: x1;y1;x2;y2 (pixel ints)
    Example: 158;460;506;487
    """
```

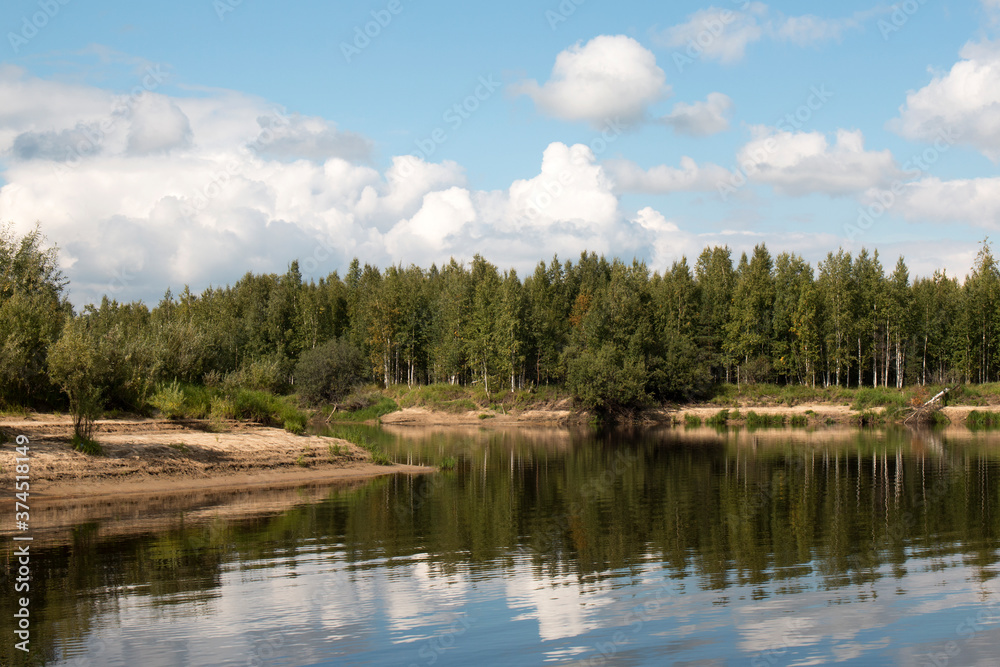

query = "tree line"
2;223;998;413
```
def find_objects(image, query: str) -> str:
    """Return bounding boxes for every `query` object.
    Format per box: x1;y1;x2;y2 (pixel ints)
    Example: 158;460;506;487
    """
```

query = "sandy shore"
0;415;432;504
380;402;987;427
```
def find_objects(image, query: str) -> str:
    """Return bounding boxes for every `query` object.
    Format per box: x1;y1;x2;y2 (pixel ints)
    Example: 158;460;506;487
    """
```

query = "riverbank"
377;397;993;428
0;415;432;503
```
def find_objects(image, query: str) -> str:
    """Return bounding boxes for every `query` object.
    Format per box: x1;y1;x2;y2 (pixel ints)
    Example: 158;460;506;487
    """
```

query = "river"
3;425;1000;666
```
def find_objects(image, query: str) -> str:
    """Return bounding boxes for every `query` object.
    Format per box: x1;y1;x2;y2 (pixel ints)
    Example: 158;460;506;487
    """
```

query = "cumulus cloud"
0;69;693;304
126;94;192;155
250;113;373;163
883;176;1000;229
891;40;1000;161
737;127;899;196
511;35;668;127
661;92;733;136
605;156;730;194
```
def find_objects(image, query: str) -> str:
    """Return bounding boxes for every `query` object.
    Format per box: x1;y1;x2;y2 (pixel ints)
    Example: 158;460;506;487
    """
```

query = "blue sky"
1;0;998;304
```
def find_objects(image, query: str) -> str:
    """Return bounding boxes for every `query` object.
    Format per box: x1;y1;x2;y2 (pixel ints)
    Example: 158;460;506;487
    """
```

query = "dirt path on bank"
0;415;432;505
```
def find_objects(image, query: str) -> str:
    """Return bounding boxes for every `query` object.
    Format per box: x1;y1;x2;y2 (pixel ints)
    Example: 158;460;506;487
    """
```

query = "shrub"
706;409;729;426
790;414;808;427
565;343;648;412
966;410;1000;430
150;380;186;419
295;338;367;406
72;433;102;455
746;411;785;428
684;414;702;427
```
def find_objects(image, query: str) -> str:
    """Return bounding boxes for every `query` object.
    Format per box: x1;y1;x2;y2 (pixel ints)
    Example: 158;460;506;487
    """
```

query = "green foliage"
566;343;649;412
684;414;702;427
71;433;102;455
790;414;808;427
966;410;1000;430
745;411;786;428
325;425;393;465
295;338;366;405
851;387;908;411
856;410;885;426
150;380;187;419
706;409;729;426
439;456;457;470
47;316;103;441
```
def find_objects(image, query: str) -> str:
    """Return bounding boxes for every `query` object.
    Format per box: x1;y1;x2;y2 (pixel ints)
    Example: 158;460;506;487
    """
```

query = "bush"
966;410;1000;430
229;388;308;434
295;339;367;406
565;343;648;412
223;355;290;394
706;409;729;426
745;411;785;428
150;380;186;419
684;414;702;427
72;433;102;455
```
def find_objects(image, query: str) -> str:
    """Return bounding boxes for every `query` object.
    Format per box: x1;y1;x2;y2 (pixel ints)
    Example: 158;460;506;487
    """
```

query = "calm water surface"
4;426;1000;666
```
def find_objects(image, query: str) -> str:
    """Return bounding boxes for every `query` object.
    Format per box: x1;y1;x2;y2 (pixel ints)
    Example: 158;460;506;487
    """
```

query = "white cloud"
126;93;192;155
657;4;767;64
0;70;691;304
251;113;373;163
656;4;879;64
884;176;1000;229
604;156;730;194
891;40;1000;161
661;92;733;136
737;127;899;196
511;35;668;126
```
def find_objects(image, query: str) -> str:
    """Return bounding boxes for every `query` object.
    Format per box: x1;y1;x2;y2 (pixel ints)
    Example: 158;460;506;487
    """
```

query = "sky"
0;0;998;305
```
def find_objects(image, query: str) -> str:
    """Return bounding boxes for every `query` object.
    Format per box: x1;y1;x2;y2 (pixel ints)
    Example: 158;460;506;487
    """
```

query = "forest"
2;224;999;424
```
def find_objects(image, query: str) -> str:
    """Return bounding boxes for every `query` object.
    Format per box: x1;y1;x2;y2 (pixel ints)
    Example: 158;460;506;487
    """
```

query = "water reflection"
3;426;1000;665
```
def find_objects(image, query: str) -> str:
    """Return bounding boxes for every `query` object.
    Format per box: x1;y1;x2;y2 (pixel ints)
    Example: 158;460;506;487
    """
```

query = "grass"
705;409;729;426
325;388;399;423
168;443;189;453
684;413;702;427
966;410;1000;430
71;433;102;455
327;425;394;466
745;411;786;428
790;414;808;427
295;445;311;467
386;382;569;415
851;387;909;411
478;413;495;420
856;410;885;427
439;456;458;471
146;380;309;434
